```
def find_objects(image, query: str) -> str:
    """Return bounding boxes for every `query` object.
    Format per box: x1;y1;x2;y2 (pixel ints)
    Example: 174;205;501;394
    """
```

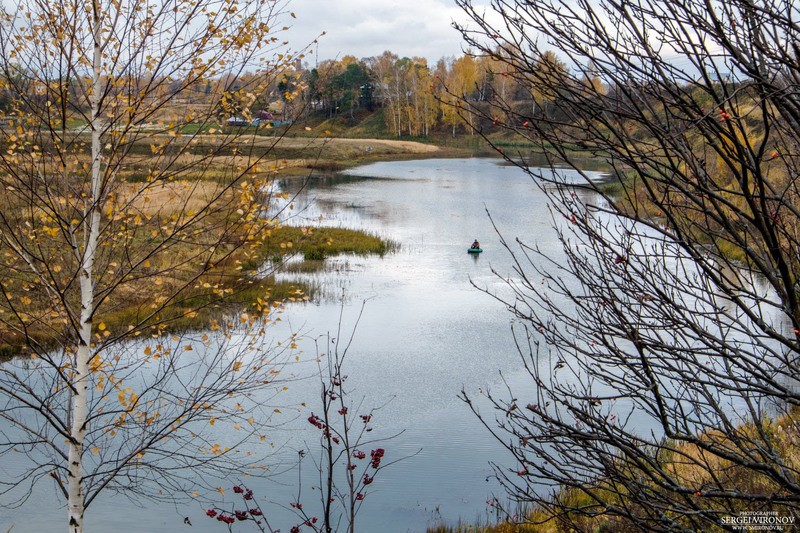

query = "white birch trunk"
394;79;402;138
451;96;457;137
68;4;103;531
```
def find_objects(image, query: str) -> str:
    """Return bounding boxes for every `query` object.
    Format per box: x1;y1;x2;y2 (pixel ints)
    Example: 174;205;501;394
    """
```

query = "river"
254;157;607;532
1;157;607;532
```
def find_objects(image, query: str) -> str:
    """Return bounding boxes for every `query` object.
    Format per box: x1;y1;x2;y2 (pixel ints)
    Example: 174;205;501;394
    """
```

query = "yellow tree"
403;58;439;137
0;0;304;531
443;54;480;135
530;50;567;117
418;59;441;136
429;58;450;131
367;51;402;137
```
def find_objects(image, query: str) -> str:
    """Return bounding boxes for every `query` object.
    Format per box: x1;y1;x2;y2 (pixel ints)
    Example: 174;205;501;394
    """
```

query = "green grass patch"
258;226;394;264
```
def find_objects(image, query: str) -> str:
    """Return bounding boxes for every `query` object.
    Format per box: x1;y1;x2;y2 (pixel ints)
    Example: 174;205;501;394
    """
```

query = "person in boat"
471;239;480;250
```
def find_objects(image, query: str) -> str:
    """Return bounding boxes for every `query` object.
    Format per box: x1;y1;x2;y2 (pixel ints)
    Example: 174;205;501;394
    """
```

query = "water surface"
1;158;605;532
257;158;605;532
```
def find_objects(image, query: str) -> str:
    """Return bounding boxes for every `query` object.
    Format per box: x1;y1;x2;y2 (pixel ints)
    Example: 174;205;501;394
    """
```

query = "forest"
0;48;573;141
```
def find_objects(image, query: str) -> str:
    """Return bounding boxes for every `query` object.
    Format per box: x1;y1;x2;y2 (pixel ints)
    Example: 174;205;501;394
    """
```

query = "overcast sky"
283;0;476;65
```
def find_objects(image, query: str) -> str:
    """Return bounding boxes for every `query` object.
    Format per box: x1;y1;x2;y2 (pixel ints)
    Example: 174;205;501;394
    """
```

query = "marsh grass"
96;225;392;337
0;143;393;355
266;226;394;259
23;222;389;352
98;276;308;336
0;128;446;356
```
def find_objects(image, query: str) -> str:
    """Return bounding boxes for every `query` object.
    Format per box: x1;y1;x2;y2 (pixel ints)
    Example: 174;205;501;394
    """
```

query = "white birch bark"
68;3;104;531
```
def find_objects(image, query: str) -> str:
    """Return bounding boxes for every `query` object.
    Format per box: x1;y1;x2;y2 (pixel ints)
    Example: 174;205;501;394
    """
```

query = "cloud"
284;0;472;63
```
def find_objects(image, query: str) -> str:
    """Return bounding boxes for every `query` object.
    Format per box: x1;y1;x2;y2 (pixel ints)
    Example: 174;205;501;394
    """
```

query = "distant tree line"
242;49;583;138
298;50;583;137
0;45;586;139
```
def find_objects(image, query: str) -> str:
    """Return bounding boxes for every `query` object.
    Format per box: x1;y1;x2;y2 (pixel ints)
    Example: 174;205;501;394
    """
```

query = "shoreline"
269;136;476;178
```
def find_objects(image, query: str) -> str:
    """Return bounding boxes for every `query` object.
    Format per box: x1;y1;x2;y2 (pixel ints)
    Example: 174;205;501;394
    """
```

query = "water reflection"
13;156;790;532
255;158;609;532
1;158;606;533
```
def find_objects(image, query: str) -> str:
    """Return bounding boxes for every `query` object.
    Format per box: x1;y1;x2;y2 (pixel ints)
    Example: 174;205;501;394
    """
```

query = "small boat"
467;247;483;254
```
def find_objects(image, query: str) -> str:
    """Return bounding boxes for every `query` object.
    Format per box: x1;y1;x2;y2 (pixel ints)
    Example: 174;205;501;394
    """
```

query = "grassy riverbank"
0;129;420;356
256;134;474;177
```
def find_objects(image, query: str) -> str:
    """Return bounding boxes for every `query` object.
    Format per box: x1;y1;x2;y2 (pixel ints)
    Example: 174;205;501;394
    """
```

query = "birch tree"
367;51;402;137
0;0;305;531
405;58;438;137
443;55;479;136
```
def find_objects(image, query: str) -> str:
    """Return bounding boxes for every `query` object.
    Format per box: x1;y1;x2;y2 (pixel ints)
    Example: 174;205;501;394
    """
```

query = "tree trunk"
69;4;103;531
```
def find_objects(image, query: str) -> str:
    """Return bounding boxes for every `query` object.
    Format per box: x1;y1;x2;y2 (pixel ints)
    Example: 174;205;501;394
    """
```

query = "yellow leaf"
144;346;152;356
209;417;216;426
98;322;106;331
